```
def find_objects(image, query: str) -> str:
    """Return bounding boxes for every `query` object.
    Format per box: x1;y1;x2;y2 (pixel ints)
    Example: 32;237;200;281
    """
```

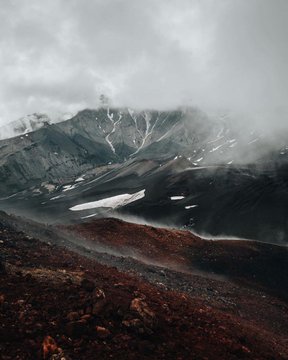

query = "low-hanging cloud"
0;0;287;134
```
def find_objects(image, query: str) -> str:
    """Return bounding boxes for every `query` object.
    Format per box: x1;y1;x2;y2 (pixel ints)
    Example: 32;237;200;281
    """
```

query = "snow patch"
248;138;259;145
75;176;85;182
81;213;97;219
50;195;64;201
185;205;198;209
170;196;185;200
70;190;145;211
62;184;77;192
209;143;225;153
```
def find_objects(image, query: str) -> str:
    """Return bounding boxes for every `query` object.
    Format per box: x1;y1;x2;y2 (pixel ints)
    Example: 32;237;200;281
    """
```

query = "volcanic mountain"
1;106;288;242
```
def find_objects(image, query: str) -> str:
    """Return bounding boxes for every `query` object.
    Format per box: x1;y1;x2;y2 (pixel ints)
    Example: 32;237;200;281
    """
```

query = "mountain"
1;106;288;243
0;107;211;195
0;106;280;196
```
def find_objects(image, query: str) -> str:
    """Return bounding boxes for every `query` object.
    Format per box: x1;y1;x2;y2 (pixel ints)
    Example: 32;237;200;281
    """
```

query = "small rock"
42;336;61;359
95;326;111;339
92;288;105;300
81;314;91;321
122;318;143;329
130;298;155;325
66;312;79;322
113;282;125;288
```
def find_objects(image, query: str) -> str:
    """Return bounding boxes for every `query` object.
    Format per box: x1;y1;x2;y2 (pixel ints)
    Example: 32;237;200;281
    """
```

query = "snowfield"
170;196;185;200
70;189;145;211
185;205;198;209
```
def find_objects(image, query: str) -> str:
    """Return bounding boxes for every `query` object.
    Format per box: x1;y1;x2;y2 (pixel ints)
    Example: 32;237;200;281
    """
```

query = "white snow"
227;160;234;164
128;108;134;117
185;205;198;209
131;111;156;155
170;196;185;200
62;184;77;192
207;136;224;144
81;213;97;219
156;122;177;143
75;176;85;182
209;143;225;153
70;189;145;211
248;138;259;145
216;128;224;138
50;195;64;201
229;142;237;148
105;109;122;154
195;157;203;162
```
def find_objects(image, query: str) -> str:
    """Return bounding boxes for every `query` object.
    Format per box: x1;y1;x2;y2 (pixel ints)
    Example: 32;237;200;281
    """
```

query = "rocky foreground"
0;216;288;359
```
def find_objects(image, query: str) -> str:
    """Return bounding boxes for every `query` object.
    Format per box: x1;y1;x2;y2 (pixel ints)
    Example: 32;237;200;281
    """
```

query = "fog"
0;0;287;135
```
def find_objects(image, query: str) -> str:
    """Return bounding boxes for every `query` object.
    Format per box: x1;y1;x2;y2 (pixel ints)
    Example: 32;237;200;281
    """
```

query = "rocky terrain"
1;213;288;359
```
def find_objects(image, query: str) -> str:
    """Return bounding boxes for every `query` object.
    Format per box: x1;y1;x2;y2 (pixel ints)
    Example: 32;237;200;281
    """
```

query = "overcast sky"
0;0;287;130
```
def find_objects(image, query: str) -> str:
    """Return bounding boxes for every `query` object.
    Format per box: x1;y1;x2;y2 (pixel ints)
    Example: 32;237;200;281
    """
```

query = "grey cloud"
0;0;287;136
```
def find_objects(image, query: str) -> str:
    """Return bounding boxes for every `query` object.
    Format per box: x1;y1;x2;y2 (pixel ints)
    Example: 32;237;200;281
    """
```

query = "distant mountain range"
1;107;288;243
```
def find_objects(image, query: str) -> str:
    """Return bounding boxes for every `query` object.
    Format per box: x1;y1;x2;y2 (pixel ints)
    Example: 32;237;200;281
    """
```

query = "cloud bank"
0;0;287;132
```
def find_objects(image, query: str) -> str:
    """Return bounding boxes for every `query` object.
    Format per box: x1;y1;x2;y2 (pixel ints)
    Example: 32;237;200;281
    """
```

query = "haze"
0;0;287;134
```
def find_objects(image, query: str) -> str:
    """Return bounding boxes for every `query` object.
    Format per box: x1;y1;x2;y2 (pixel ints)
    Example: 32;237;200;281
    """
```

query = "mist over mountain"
0;106;286;195
1;2;288;359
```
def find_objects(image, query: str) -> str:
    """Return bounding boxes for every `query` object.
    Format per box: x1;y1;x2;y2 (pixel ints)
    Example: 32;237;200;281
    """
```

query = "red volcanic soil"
1;219;288;359
65;218;288;300
63;218;204;268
